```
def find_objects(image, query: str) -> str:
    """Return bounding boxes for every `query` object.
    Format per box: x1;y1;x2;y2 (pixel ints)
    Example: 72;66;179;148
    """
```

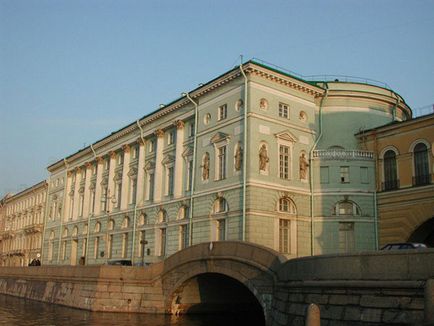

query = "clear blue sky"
1;0;433;196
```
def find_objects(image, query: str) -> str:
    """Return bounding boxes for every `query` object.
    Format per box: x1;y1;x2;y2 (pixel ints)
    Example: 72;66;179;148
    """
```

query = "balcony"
413;174;432;187
24;223;43;234
313;150;374;160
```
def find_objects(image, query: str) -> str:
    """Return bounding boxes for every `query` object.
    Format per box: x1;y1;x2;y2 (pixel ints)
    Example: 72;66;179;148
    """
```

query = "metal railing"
312;150;374;160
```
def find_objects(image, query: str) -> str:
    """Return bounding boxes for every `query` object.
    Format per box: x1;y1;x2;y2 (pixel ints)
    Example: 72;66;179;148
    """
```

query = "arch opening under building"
408;217;434;247
170;272;265;325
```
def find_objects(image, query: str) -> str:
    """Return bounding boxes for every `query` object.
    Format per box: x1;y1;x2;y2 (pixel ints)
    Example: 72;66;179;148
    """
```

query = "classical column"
120;144;131;210
94;157;104;214
107;151;117;212
72;168;81;221
83;162;92;217
135;138;146;205
63;171;72;221
174;120;185;198
154;129;165;202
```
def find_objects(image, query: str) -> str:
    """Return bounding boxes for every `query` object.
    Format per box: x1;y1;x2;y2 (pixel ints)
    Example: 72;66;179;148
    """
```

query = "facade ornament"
155;129;164;138
174;120;185;130
67;171;73;177
122;144;130;153
259;98;268;110
201;152;210;181
235;99;244;111
259;144;269;171
85;162;92;169
110;151;117;159
75;167;81;173
299;153;309;180
234;144;243;171
137;137;146;146
96;156;104;164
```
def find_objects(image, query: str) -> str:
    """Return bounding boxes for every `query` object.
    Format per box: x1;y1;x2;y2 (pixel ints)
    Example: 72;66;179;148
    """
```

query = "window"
139;231;146;257
132;145;139;159
160;228;166;256
149;140;155;153
217;146;227;180
339;222;355;253
117;153;124;166
204;113;211;125
340;166;350;183
320;166;329;184
279;145;290;179
413;143;430;186
279;198;295;213
167;166;174;196
61;241;67;260
122;233;128;258
279;219;291;254
189;122;195;137
213;197;228;214
383;150;398;190
90;188;96;214
101;186;108;212
218;104;227;121
148;173;155;201
115;182;122;208
180;225;189;249
168;130;175;145
78;194;84;217
279;103;290;119
217;220;226;241
360;167;369;184
333;201;361;216
94;237;100;259
186;159;193;191
130;178;137;204
104;159;110;171
107;234;113;259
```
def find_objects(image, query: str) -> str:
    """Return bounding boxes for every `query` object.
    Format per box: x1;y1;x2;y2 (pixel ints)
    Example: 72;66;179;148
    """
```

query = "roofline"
4;180;48;203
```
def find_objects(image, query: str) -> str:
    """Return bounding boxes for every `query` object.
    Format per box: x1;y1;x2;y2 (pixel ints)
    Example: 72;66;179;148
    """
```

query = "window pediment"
114;172;123;182
162;154;175;165
182;146;194;158
127;167;138;177
210;132;230;144
275;130;297;143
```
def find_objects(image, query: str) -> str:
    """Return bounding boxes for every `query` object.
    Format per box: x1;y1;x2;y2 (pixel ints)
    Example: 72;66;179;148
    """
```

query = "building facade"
357;113;434;247
41;61;412;266
0;181;47;266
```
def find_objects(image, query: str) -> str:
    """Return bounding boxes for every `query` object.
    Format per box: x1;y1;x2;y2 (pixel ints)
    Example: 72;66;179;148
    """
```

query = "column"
83;162;92;217
63;171;72;222
174;120;185;198
154;129;165;202
136;138;146;205
94;157;104;214
120;144;131;210
107;151;116;212
72;168;81;221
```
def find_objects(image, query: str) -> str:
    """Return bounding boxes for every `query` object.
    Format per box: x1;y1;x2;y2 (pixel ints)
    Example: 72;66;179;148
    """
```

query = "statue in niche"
201;152;210;180
234;145;243;171
299;153;309;180
259;144;269;171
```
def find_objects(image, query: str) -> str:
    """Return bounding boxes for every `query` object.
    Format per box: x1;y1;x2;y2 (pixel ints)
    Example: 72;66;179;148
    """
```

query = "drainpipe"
84;145;98;265
239;64;248;242
131;120;147;265
309;83;328;256
183;92;199;246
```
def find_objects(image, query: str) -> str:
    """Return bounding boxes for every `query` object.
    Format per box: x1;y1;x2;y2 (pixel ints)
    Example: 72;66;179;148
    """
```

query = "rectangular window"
122;233;128;258
180;225;189;250
61;241;67;260
320;166;329;184
279;145;290;179
82;238;87;257
160;228;166;256
108;234;113;259
104;159;110;171
117;153;123;166
130;178;137;204
148;173;155;201
79;194;84;217
168;130;175;145
94;237;99;259
340;166;350;183
218;146;227;180
168;166;174;196
217;220;226;241
115;183;122;208
186;160;193;191
360;167;369;184
218;104;227;121
189;122;195;137
90;189;96;214
132;145;139;159
69;197;74;219
149;140;155;153
101;186;108;212
279;219;291;254
279;103;290;119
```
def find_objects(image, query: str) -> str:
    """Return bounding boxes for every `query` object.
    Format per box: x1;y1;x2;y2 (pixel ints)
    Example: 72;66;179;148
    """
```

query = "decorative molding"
174;120;185;130
275;130;297;143
144;160;155;172
155;129;164;138
110;151;117;159
210;132;230;144
122;144;130;153
162;154;175;165
182;146;194;158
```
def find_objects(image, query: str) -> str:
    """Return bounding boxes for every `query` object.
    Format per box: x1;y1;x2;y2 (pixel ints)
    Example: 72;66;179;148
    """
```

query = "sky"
1;0;433;197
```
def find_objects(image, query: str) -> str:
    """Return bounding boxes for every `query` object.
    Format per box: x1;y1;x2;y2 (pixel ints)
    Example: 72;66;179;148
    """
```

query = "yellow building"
0;181;47;266
357;113;434;247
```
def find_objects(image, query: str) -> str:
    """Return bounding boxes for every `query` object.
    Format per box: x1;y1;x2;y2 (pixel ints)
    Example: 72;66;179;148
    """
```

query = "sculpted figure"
202;152;210;180
259;144;269;171
299;153;309;179
235;145;243;171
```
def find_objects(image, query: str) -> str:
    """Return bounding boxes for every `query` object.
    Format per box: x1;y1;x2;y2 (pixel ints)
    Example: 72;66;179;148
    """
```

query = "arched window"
213;197;228;214
138;213;146;226
72;226;78;237
333;201;361;216
121;216;130;229
383;150;398;190
108;219;115;231
177;206;188;220
413;143;430;186
62;227;69;238
157;210;167;223
94;222;101;233
278;197;296;214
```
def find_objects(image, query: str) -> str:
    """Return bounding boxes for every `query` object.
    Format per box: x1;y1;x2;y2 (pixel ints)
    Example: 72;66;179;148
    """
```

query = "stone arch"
408;217;434;247
161;241;285;323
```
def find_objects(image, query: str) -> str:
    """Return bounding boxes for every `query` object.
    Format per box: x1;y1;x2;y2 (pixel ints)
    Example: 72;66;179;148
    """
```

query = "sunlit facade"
41;61;412;265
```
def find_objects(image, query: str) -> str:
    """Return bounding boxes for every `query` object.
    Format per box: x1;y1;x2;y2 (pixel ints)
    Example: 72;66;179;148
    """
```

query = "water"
0;294;263;326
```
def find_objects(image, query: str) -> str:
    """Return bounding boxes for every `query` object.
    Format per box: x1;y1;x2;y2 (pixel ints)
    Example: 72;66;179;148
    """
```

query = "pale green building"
42;60;411;265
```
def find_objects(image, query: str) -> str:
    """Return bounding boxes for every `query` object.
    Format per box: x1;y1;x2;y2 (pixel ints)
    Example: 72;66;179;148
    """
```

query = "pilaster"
120;144;131;210
154;129;165;202
136;139;146;205
63;171;72;222
72;168;81;221
94;157;104;214
107;151;117;212
83;162;92;217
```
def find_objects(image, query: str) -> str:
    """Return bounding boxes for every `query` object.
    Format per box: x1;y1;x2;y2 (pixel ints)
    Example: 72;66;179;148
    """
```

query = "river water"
0;294;263;326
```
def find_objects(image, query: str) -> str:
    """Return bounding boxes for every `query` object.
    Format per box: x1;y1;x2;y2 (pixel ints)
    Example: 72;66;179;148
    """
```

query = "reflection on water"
0;294;262;326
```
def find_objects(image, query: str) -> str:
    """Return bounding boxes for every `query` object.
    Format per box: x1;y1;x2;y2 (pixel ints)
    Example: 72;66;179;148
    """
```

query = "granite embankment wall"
0;242;433;326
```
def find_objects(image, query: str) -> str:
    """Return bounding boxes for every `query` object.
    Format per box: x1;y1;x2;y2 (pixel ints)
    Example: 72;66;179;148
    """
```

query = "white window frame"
218;104;227;121
279;102;290;119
